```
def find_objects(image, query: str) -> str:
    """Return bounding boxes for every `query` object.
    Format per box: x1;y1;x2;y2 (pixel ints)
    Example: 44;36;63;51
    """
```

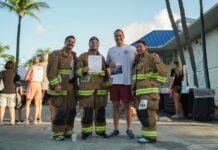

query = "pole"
199;0;210;88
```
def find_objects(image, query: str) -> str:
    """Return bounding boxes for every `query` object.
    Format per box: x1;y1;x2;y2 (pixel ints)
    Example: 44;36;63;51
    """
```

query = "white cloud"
35;24;46;36
120;9;180;44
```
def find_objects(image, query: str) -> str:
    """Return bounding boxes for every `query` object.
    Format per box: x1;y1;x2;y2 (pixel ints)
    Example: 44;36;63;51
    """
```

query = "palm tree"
1;54;15;62
199;0;210;88
178;0;198;87
23;47;52;67
0;0;49;70
35;47;52;60
165;0;186;66
0;44;15;63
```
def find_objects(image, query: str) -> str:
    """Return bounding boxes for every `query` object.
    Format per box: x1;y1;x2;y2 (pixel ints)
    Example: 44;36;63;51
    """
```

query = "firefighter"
47;35;78;141
76;37;109;140
132;40;167;143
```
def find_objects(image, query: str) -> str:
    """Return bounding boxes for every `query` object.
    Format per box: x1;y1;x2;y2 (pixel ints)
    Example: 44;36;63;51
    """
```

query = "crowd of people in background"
0;29;184;144
0;52;51;125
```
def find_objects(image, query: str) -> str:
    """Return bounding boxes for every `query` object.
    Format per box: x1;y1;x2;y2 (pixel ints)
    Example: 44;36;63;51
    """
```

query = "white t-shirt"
106;45;136;85
31;65;43;82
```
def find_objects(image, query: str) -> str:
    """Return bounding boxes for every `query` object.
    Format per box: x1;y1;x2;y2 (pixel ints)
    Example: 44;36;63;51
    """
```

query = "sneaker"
10;121;15;125
81;133;90;140
24;120;30;125
171;114;182;119
137;137;156;143
108;130;119;138
16;120;23;124
32;120;38;125
136;135;143;139
37;120;42;124
126;130;135;139
55;136;65;141
96;133;109;138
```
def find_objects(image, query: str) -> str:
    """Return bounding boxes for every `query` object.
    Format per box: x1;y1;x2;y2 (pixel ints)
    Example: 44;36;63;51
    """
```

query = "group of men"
47;29;167;143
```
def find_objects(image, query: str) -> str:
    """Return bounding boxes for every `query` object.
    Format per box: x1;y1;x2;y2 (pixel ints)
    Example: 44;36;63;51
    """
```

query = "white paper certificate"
88;55;102;73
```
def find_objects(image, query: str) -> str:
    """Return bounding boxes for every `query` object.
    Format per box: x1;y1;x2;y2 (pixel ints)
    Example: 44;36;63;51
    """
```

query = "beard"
66;44;73;50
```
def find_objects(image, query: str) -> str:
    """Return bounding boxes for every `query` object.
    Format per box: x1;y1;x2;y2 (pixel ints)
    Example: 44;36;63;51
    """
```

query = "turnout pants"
50;88;76;138
135;95;159;140
79;90;107;135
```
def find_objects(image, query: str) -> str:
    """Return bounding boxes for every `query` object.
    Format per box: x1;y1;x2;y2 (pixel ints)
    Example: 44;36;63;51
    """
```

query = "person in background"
0;61;20;125
106;29;136;138
169;60;184;119
15;79;23;123
24;56;43;125
38;52;50;123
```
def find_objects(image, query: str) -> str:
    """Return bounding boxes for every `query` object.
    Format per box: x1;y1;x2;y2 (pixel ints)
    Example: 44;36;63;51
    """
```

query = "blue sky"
0;0;218;64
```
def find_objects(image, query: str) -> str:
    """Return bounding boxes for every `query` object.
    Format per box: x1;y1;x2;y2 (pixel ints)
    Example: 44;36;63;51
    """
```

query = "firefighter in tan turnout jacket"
76;37;109;140
132;40;167;143
47;36;78;141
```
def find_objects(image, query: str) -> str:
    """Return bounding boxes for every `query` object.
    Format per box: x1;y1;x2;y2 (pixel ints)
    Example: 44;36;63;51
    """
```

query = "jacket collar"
88;49;100;55
140;51;148;56
61;47;76;57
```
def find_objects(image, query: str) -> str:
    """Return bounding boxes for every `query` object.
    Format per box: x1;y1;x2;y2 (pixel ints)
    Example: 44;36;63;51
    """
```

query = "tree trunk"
165;0;186;66
15;16;22;71
199;0;210;88
178;0;198;87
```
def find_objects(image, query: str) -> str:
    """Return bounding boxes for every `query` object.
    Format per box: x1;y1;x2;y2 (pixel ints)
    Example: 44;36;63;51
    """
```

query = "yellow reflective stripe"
77;68;83;77
105;81;110;86
79;90;95;96
47;90;67;96
151;73;167;83
88;71;105;76
136;87;159;96
58;69;71;75
97;90;108;95
65;130;74;135
132;72;155;81
50;78;59;86
132;72;167;83
141;131;157;137
82;126;93;133
52;131;65;137
156;76;167;83
95;126;106;132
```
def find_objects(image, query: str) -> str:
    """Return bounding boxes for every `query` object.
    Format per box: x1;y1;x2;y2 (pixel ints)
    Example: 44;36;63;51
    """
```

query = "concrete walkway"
0;105;218;150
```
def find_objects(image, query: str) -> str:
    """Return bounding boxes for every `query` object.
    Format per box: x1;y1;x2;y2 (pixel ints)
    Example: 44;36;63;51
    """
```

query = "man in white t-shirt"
106;29;136;138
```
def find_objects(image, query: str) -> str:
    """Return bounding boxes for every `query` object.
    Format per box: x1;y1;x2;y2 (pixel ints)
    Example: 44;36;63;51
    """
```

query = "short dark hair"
5;61;14;69
65;35;76;42
89;36;99;43
114;29;124;35
136;40;146;46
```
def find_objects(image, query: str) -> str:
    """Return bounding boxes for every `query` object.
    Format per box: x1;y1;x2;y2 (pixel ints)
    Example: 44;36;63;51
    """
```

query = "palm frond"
0;45;10;54
26;10;39;20
0;1;16;12
0;54;15;62
18;0;30;11
24;2;49;11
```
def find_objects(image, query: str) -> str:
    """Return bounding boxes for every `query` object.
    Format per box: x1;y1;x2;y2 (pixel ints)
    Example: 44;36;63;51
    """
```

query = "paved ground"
0;104;218;150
